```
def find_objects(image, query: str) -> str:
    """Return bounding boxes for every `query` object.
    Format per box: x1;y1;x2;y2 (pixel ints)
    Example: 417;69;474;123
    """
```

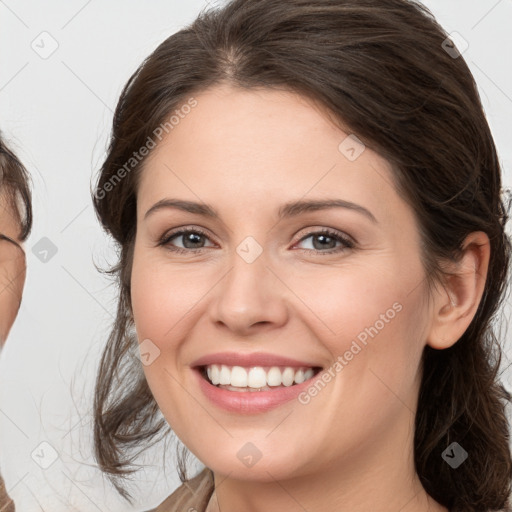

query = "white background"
0;1;511;510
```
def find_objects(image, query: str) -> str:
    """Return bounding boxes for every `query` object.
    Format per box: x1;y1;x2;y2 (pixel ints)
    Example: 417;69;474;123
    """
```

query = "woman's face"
131;84;437;481
0;192;26;346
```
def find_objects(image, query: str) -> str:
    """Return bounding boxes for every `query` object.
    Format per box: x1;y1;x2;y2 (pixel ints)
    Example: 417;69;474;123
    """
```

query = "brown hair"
92;0;512;509
0;132;32;242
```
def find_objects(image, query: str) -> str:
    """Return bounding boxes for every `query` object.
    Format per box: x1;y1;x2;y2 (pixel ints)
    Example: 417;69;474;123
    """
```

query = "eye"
158;227;215;254
293;229;355;255
158;226;355;256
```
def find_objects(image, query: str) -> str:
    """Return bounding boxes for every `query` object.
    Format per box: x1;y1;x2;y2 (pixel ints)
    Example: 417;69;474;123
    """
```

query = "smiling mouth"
198;364;323;392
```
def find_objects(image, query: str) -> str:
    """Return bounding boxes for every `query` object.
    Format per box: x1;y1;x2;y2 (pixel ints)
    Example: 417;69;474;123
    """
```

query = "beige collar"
205;489;219;512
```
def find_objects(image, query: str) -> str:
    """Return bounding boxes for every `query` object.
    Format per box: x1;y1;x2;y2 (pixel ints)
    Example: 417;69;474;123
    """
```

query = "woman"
0;134;32;512
92;0;512;511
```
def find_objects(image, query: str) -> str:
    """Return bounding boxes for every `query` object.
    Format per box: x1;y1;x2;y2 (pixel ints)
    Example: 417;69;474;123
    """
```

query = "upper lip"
191;352;322;369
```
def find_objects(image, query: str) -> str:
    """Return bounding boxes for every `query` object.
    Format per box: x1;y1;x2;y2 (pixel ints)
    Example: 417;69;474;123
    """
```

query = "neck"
207;410;449;512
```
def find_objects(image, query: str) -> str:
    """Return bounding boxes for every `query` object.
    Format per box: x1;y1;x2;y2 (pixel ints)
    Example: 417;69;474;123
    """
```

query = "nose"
207;245;289;337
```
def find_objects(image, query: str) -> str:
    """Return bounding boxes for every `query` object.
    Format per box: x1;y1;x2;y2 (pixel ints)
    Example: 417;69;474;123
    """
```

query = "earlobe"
426;231;490;350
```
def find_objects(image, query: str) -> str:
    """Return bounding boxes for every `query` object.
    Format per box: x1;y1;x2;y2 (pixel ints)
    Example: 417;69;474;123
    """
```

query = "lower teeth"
217;383;288;392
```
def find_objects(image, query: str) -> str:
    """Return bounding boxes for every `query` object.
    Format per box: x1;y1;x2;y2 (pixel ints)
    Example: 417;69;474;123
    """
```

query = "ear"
426;231;490;350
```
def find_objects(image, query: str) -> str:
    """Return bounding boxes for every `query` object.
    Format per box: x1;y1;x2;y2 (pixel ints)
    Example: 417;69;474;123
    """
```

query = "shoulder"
144;467;214;512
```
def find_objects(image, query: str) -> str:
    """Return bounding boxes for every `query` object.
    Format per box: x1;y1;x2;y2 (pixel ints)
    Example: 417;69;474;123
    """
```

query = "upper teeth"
205;364;316;388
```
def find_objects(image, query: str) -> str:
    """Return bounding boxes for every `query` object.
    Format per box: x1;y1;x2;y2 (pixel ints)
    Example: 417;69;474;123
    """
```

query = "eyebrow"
144;198;377;223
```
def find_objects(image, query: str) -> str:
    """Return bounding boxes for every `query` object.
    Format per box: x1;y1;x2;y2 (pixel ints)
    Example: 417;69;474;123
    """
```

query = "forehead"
137;85;405;229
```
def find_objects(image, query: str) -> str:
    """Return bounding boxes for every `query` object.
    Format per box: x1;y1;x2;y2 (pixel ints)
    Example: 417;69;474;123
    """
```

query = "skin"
131;84;490;512
0;190;26;347
0;190;25;511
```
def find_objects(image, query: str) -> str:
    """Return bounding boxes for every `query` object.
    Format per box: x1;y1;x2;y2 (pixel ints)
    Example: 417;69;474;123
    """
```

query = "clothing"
145;468;466;512
145;467;215;512
0;474;15;512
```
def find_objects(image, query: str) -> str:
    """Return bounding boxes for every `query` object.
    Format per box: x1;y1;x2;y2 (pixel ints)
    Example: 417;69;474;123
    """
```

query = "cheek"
0;292;16;343
0;270;24;343
131;250;186;335
293;265;406;350
130;265;169;338
130;247;215;358
311;260;428;398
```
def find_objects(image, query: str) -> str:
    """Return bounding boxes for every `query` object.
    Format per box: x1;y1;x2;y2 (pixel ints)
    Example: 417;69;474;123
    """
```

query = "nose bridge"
209;235;288;333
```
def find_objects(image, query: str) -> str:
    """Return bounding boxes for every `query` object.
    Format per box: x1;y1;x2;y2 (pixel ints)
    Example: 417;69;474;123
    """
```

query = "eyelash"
157;226;355;256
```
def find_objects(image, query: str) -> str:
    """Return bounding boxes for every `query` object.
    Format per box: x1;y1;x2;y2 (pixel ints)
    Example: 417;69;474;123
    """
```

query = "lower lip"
193;367;320;414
